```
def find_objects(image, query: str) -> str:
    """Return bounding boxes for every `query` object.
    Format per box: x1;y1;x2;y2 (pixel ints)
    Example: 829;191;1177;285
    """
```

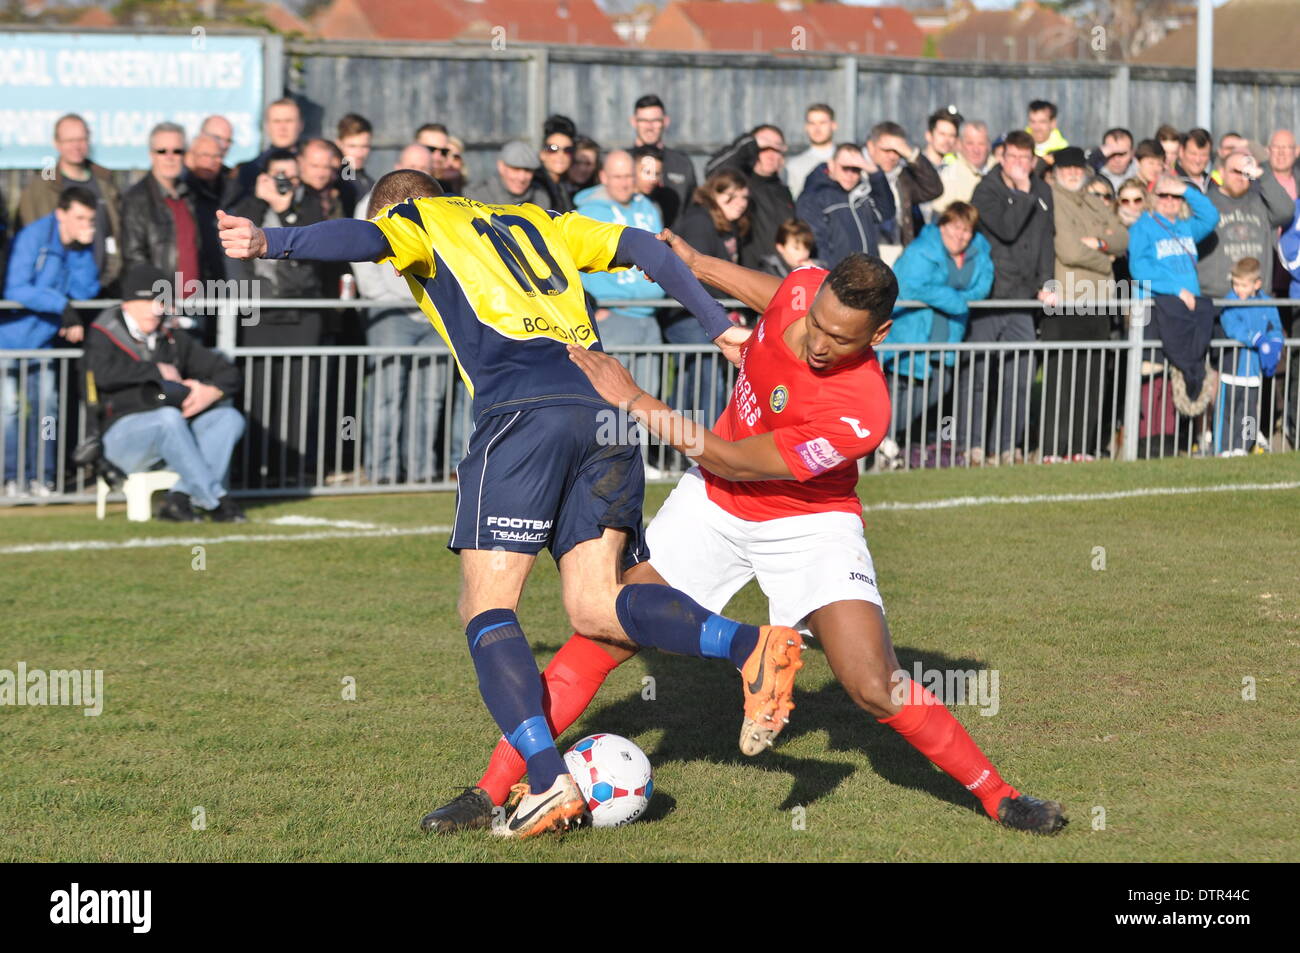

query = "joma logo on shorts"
849;571;875;586
486;517;554;529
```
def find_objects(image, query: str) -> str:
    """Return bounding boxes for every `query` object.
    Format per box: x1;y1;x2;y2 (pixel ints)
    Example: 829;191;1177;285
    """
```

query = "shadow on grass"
580;643;992;820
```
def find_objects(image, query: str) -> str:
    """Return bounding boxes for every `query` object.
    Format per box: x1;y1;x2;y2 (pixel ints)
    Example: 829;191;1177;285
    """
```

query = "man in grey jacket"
961;131;1056;465
1196;150;1294;299
473;141;549;208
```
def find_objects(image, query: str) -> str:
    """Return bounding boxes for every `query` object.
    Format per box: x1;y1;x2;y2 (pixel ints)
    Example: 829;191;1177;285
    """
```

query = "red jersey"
704;267;891;522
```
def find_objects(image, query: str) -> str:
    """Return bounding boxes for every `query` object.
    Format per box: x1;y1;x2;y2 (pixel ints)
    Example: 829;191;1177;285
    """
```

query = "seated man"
85;264;247;522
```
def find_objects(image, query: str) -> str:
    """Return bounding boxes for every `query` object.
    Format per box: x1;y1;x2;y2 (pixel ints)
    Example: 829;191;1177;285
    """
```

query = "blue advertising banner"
0;31;265;169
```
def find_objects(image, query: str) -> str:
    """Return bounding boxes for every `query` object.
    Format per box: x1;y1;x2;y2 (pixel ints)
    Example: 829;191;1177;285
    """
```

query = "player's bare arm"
659;228;781;313
567;345;793;482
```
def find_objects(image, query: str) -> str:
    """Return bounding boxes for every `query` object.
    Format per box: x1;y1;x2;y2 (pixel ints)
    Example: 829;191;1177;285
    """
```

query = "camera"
274;174;293;195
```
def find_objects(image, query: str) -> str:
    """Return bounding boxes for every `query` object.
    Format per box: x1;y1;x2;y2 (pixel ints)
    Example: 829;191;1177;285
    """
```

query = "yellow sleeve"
370;200;435;277
550;211;626;273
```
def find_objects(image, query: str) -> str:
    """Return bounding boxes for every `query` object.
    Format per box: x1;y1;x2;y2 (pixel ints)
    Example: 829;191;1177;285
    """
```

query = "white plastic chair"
96;470;180;522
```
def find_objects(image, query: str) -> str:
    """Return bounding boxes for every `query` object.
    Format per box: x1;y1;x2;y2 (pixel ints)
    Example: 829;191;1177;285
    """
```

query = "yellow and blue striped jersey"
370;195;629;418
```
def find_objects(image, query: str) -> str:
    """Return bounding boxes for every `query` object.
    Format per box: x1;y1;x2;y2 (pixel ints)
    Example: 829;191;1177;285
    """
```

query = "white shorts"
645;468;883;630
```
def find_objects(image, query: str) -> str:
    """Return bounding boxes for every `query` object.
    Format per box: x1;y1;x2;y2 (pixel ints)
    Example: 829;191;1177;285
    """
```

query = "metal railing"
2;295;1298;506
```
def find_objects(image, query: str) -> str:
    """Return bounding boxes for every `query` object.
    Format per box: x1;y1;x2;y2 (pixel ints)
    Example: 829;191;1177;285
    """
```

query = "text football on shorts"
562;733;653;827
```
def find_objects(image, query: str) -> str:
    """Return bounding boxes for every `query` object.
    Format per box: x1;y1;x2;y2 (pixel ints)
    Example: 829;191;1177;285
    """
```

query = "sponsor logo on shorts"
486;517;553;530
486;516;553;543
490;530;549;543
849;571;876;587
793;436;847;475
770;385;789;413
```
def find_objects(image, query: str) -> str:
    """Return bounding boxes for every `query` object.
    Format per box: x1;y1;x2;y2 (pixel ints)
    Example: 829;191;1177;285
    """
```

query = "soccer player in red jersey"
426;238;1066;836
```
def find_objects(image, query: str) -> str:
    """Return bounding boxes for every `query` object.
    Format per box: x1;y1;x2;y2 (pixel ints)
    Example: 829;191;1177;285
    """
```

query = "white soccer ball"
563;733;653;828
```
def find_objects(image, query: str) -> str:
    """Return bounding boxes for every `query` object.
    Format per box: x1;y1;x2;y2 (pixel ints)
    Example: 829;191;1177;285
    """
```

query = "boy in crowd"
758;219;822;278
1216;257;1285;454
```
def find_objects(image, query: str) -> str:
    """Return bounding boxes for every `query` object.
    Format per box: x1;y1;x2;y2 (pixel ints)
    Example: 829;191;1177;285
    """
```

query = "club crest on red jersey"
770;385;789;413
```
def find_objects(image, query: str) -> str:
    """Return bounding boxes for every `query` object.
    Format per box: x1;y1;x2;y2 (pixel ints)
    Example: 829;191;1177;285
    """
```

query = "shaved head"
367;168;443;217
396;143;434;175
600;149;635;204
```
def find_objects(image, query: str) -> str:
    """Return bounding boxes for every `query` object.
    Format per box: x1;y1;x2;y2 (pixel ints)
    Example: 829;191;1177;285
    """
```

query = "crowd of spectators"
4;91;1300;509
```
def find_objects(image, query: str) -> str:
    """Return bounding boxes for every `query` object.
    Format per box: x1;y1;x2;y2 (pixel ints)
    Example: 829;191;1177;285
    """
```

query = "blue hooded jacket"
2;212;100;350
574;185;663;320
882;223;994;380
1126;186;1219;297
794;163;894;267
1279;197;1300;297
1220;289;1283;379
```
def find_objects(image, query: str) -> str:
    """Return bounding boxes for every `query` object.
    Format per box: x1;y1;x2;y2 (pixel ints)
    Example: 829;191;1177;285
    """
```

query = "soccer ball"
563;733;653;828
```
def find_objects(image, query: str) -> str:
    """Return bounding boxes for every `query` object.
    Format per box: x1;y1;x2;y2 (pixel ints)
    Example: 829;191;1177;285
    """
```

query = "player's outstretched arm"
218;210;392;263
568;345;793;482
660;229;782;314
612;227;751;366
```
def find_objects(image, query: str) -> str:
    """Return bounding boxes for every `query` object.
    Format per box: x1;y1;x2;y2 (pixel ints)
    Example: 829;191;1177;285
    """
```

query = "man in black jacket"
226;148;335;486
121;122;210;336
961;130;1056;465
87;264;245;522
865;121;943;249
707;125;797;269
795;142;894;267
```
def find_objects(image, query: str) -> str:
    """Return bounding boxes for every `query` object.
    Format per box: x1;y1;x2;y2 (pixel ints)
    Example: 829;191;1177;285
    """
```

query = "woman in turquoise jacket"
881;202;994;440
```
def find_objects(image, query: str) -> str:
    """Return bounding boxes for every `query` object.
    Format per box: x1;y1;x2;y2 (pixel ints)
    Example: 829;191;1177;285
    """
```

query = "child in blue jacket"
1215;257;1284;454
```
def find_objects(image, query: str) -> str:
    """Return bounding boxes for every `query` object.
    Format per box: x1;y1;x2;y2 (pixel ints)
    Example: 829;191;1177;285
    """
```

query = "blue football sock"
614;584;760;669
466;609;567;794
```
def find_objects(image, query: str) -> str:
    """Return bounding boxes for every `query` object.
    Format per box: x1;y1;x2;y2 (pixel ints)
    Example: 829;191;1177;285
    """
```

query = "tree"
1056;0;1185;61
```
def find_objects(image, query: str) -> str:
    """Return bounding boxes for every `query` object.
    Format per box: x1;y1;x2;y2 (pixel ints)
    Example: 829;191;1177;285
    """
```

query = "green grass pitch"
1;455;1296;861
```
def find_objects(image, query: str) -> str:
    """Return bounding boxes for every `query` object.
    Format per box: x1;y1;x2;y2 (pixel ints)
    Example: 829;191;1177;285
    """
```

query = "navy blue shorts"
450;403;648;570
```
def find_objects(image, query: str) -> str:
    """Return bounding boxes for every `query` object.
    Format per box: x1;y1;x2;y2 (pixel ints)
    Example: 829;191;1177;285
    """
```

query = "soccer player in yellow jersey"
219;170;805;838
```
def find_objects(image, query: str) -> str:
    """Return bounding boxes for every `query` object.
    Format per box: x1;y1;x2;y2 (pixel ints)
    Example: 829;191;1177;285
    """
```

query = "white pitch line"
3;480;1296;555
263;515;381;529
0;525;453;555
861;480;1300;512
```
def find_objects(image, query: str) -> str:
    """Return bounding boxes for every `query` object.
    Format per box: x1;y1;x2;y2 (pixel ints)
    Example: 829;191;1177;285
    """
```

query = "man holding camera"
226;147;336;484
86;264;245;522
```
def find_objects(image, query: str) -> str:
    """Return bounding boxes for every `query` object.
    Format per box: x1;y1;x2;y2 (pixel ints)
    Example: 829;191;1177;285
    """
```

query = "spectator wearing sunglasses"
120;122;209;298
535;116;577;212
795;142;894;267
1112;177;1151;284
415;123;458;192
443;136;467;196
1087;176;1116;206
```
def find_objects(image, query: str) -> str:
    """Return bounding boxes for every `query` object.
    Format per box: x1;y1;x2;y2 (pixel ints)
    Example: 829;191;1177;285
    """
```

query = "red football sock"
476;634;622;805
878;678;1019;819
